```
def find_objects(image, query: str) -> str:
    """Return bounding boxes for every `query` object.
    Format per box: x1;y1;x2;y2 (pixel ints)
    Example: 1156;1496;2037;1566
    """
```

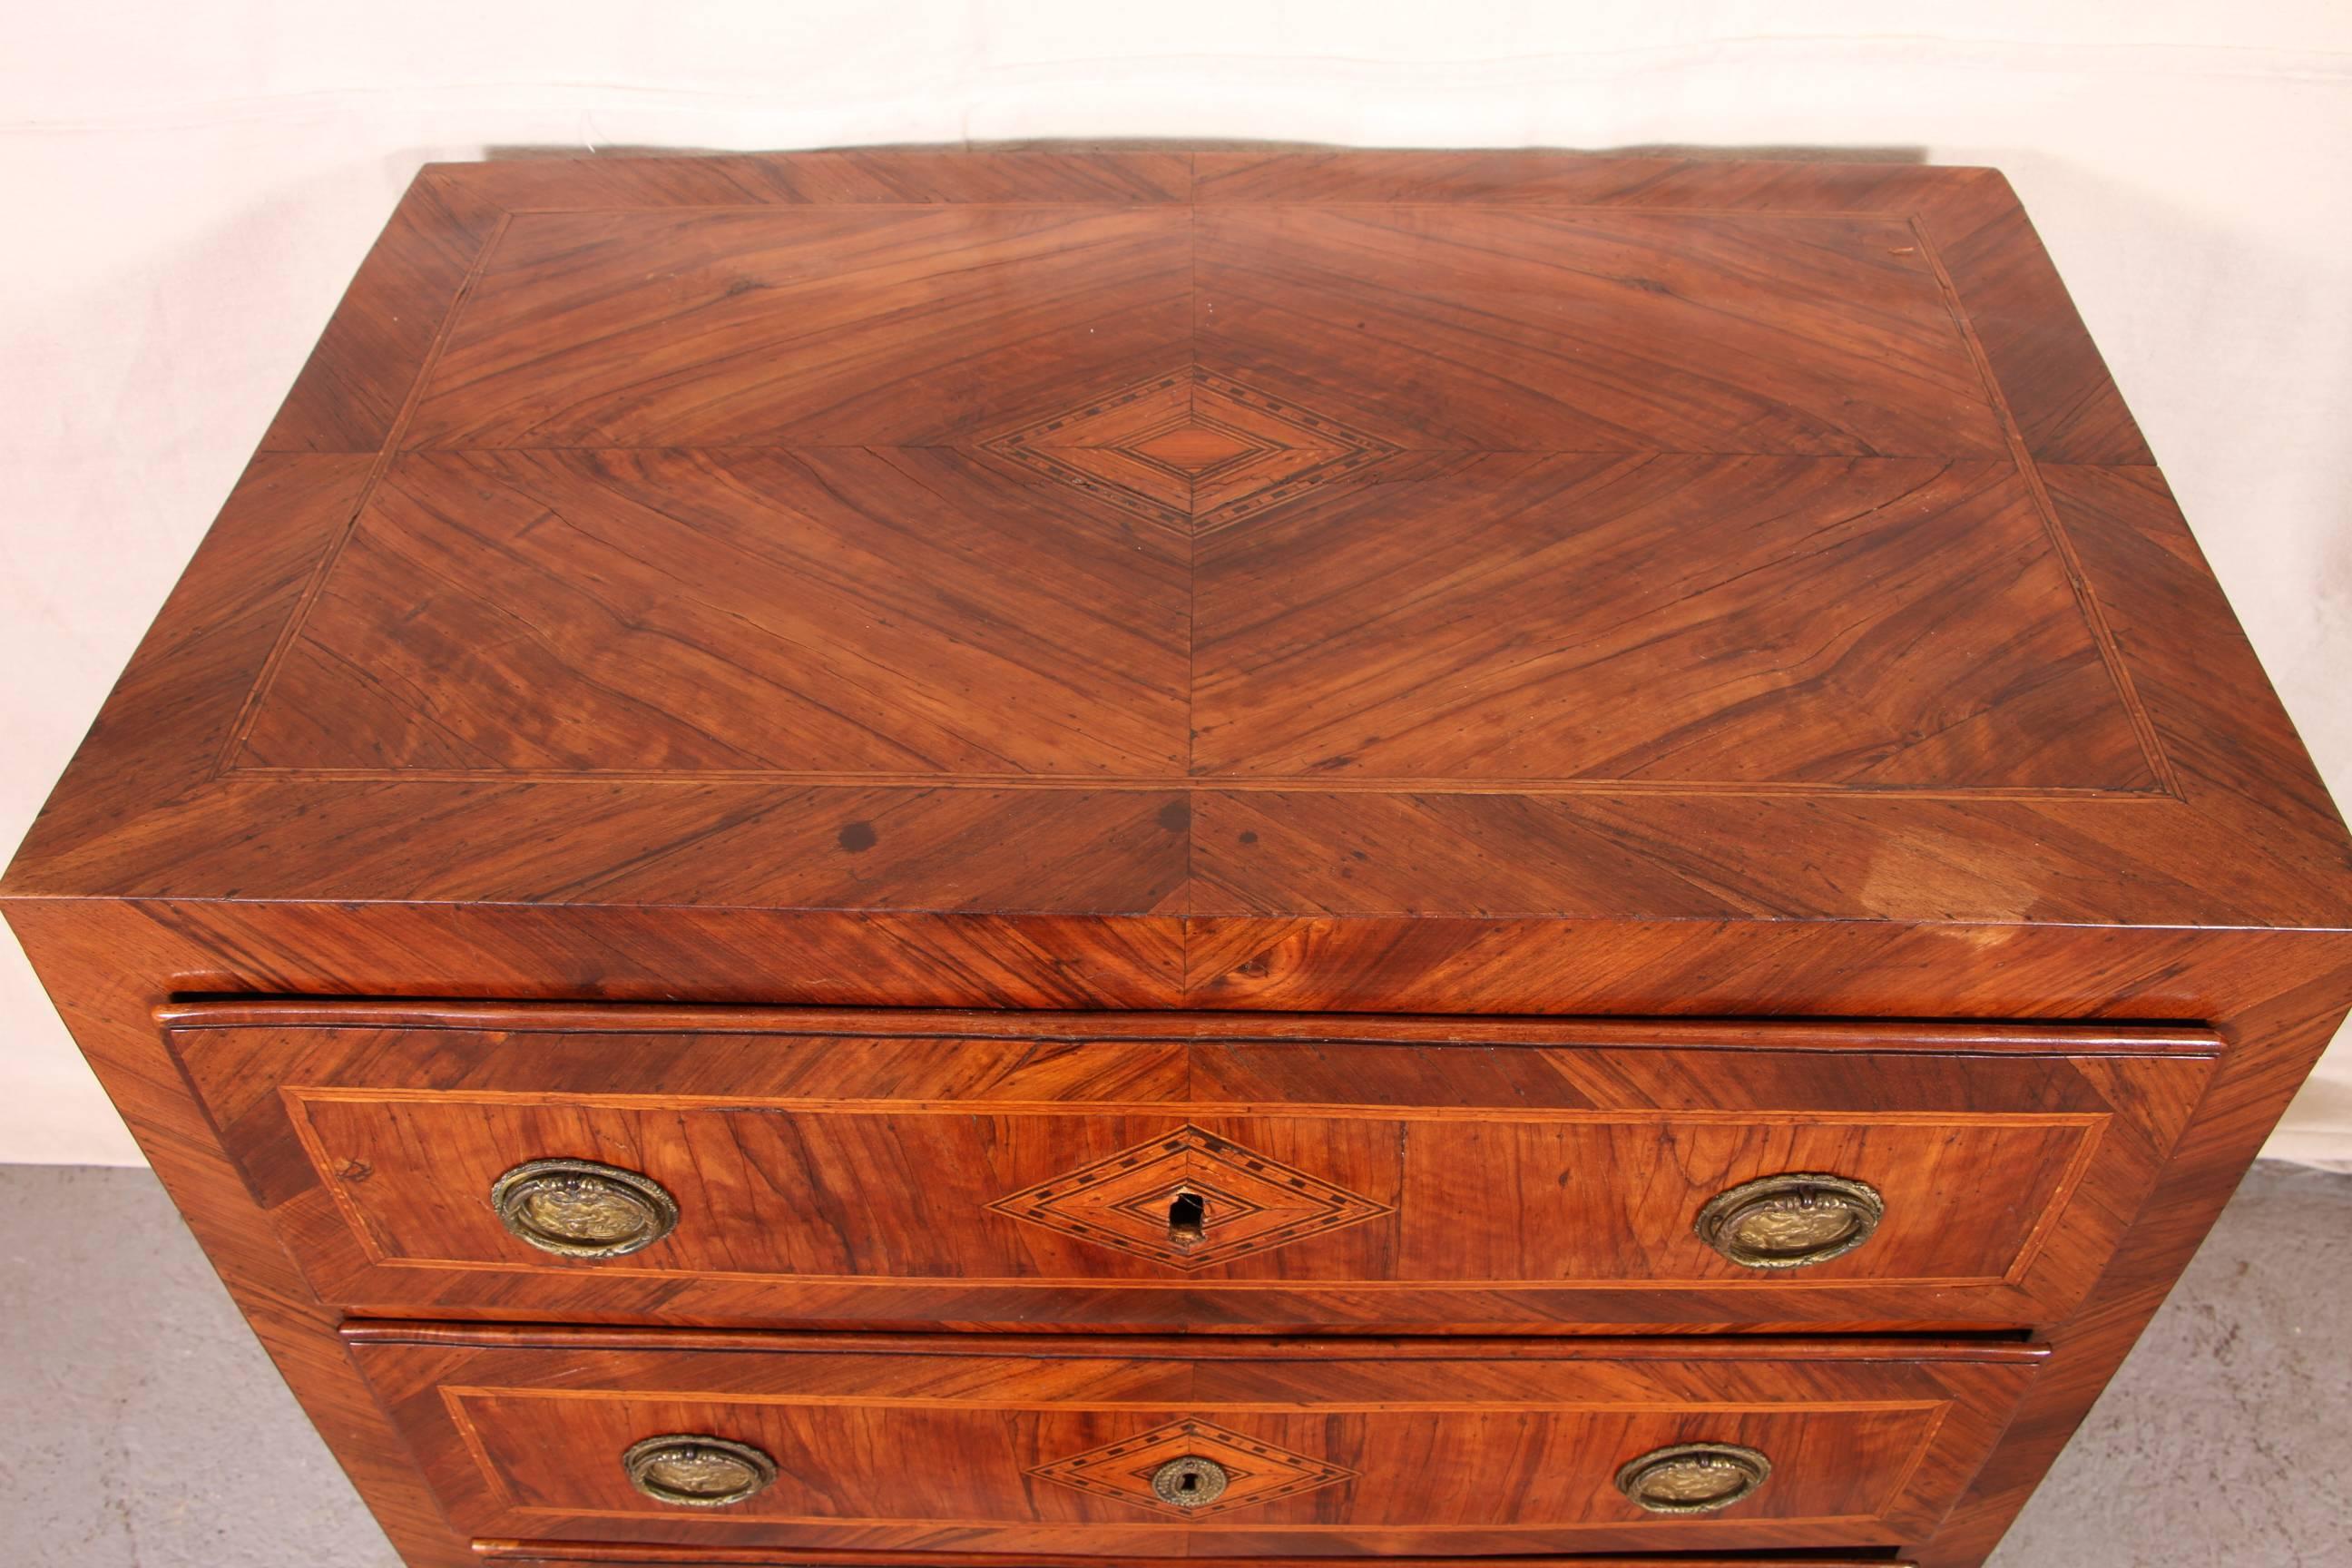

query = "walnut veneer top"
7;150;2349;947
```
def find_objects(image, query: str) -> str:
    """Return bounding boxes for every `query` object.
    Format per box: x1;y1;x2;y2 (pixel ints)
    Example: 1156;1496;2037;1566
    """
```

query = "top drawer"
164;1002;2216;1331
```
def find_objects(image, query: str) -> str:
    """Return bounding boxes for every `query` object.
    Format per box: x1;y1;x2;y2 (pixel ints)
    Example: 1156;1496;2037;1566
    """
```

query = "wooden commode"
6;148;2349;1568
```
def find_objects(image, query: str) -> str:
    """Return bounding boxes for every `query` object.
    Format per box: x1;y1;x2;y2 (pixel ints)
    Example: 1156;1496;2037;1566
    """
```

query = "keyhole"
1177;1469;1200;1495
1168;1190;1207;1249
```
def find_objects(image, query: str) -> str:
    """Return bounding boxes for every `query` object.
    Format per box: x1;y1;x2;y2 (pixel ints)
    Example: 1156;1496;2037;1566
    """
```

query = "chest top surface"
6;150;2350;947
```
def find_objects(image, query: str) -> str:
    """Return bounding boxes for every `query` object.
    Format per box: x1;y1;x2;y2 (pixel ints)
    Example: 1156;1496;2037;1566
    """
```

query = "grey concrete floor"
0;1161;2344;1568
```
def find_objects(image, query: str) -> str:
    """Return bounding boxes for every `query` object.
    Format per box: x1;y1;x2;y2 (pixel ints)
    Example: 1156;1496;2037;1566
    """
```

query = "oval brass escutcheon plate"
1614;1441;1773;1514
622;1434;779;1507
1694;1171;1884;1269
491;1156;680;1259
1152;1454;1230;1509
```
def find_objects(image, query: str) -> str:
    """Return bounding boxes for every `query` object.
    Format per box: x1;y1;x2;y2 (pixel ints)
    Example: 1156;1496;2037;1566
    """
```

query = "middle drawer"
165;1001;2216;1331
346;1327;2045;1559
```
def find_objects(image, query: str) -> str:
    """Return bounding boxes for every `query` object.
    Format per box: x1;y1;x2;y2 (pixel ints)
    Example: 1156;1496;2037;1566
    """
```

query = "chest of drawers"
6;148;2350;1568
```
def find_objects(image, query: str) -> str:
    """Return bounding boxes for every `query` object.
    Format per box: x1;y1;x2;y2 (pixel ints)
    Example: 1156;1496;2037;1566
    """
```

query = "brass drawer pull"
1615;1441;1771;1514
491;1157;679;1259
622;1434;778;1507
1152;1455;1230;1508
1695;1171;1883;1269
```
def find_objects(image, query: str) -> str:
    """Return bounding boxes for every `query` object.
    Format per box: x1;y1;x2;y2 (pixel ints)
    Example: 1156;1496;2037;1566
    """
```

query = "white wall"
5;0;2348;1166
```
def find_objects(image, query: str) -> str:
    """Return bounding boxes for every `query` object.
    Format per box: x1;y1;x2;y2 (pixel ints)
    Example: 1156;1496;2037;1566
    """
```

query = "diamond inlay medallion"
984;368;1396;532
987;1125;1392;1269
1029;1417;1357;1517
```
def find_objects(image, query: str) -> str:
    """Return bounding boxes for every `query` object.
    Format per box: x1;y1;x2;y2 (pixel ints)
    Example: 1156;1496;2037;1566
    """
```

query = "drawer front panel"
293;1097;2092;1281
168;1003;2216;1329
349;1329;2037;1557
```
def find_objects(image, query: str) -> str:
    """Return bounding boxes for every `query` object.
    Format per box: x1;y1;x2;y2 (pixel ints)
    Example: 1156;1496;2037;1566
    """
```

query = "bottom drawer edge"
474;1545;1916;1568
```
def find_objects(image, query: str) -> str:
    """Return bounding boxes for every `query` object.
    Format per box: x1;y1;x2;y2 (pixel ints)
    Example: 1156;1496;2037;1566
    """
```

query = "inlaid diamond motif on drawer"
987;1125;1392;1269
1030;1417;1357;1517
